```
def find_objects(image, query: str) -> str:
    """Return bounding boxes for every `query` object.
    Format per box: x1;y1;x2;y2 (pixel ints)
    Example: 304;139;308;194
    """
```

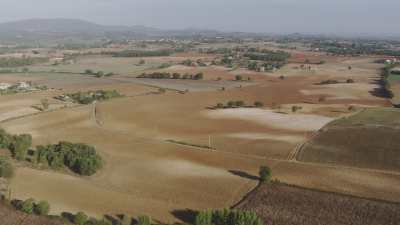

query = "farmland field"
297;108;400;171
0;42;399;223
236;182;400;225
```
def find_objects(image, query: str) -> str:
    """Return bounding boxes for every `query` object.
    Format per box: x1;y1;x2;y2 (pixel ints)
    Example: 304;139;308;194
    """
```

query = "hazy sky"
0;0;398;35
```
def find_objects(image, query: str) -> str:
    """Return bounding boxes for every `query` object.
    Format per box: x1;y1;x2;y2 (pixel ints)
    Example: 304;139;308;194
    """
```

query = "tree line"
0;57;49;68
213;101;264;109
244;50;290;62
137;72;204;80
84;69;114;78
381;64;397;99
66;90;122;104
195;209;263;225
112;50;173;57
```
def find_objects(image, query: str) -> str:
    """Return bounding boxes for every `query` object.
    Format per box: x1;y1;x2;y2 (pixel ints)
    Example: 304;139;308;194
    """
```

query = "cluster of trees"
381;64;397;99
244;50;290;62
0;57;49;67
0;156;14;179
317;79;355;85
84;69;114;78
66;90;122;104
0;128;102;177
181;59;207;67
214;101;264;109
247;61;285;72
312;41;400;57
195;209;263;225
234;75;251;81
14;198;50;216
0;129;32;161
36;142;103;176
113;50;173;57
137;72;204;80
391;70;400;75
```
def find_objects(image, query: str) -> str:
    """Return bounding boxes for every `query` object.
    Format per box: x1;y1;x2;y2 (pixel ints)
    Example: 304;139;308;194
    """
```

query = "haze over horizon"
0;0;399;36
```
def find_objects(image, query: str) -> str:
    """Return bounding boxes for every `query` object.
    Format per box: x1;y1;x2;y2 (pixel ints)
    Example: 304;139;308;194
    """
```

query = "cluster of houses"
0;81;44;94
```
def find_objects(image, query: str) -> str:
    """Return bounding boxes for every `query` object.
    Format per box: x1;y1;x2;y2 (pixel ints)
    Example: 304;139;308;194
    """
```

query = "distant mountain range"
0;18;257;44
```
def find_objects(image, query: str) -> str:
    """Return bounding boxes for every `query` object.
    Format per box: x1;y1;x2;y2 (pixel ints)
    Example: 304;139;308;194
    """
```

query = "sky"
0;0;398;36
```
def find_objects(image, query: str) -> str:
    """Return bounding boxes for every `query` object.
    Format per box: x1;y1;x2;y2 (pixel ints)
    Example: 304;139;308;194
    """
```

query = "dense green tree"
121;214;132;225
254;101;264;108
34;200;50;215
9;134;32;161
195;210;213;225
74;212;88;225
0;156;14;179
21;198;35;214
137;215;152;225
259;166;272;183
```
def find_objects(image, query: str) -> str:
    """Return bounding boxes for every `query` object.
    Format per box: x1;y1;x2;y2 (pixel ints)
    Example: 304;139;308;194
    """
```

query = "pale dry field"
1;52;398;223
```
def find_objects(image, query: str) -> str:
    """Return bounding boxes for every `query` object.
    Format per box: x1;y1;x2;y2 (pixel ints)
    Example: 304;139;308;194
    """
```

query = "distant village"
0;81;47;94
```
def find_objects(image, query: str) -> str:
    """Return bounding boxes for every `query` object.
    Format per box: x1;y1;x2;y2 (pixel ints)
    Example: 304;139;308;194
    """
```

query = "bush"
137;215;151;225
216;103;224;109
9;134;32;161
259;166;272;183
292;105;303;113
21;198;35;214
0;156;14;179
35;200;50;215
254;101;264;108
195;210;213;225
235;101;245;107
235;75;243;81
121;214;131;225
74;212;88;225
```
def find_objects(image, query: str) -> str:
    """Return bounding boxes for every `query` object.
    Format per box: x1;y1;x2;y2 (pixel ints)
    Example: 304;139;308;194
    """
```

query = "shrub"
235;101;245;107
292;105;303;113
227;101;235;108
137;215;151;225
346;79;355;83
259;166;272;182
195;210;213;225
9;134;32;161
35;200;50;215
121;214;132;225
235;75;243;81
0;157;14;179
254;101;264;108
74;212;88;225
196;209;263;225
216;103;224;109
21;198;35;214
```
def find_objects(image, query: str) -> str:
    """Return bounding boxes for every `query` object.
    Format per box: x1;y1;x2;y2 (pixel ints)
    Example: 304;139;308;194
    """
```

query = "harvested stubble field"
297;108;400;171
236;182;400;225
